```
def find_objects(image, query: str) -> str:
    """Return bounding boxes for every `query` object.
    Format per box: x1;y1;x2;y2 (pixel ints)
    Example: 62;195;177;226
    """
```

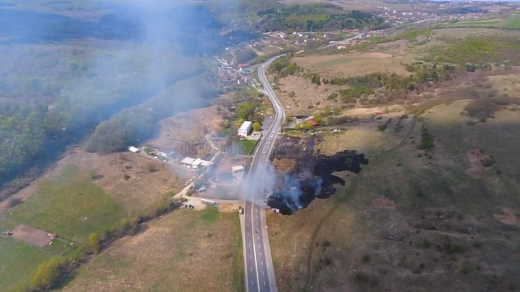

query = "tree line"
257;4;385;32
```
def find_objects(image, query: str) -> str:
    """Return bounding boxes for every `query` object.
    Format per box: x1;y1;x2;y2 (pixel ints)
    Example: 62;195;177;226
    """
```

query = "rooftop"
239;121;252;131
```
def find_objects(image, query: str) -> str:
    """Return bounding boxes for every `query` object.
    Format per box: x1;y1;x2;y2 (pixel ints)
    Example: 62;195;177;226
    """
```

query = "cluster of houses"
335;30;386;50
216;57;252;87
128;145;212;170
376;2;493;24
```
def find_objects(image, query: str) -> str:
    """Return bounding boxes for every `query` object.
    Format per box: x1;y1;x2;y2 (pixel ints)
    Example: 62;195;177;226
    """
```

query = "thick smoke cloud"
0;0;253;196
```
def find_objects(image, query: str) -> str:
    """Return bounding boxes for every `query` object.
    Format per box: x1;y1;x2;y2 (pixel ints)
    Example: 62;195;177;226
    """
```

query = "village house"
238;121;252;138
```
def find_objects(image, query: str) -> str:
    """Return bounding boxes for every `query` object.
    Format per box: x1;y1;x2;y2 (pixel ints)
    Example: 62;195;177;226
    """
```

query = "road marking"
251;205;262;292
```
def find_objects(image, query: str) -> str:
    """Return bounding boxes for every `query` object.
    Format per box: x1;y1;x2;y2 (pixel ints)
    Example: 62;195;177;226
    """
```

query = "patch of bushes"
32;257;67;291
326;92;338;101
417;126;434;150
473;241;483;249
89;233;100;255
378;124;387;131
362;254;371;263
269;56;300;77
338;86;374;103
355;273;369;283
419;239;432;249
147;162;159;173
323;257;332;266
427;36;520;65
464;98;497;118
442;243;465;254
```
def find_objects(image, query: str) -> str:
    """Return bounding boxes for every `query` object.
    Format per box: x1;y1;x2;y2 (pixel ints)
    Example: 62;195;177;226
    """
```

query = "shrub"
32;258;64;290
324;257;332;266
119;218;139;235
322;240;332;247
464;99;497;117
362;254;371;263
327;92;338;101
147;197;171;218
147;163;159;173
355;273;369;283
89;233;100;255
420;239;432;248
473;241;482;249
378;124;387;131
445;243;464;254
417;126;434;150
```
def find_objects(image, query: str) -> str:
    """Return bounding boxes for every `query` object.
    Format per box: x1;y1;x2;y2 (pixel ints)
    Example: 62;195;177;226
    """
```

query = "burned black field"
268;136;368;215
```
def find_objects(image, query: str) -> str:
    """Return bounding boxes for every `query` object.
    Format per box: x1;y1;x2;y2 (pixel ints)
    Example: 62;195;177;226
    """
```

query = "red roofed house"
307;120;318;127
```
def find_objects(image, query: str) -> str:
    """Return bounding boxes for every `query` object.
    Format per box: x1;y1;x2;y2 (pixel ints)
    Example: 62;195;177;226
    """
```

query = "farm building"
238;121;252;138
181;157;211;169
231;165;245;174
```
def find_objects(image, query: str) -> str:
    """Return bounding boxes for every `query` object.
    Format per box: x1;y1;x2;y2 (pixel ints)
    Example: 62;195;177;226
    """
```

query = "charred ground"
268;135;368;215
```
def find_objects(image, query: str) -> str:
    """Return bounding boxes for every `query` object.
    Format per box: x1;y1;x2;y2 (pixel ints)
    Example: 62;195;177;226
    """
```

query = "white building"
231;165;245;174
181;157;211;169
238;121;252;138
128;146;140;153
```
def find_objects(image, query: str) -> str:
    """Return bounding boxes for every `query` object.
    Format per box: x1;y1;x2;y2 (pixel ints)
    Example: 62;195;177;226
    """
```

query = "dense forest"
257;4;385;32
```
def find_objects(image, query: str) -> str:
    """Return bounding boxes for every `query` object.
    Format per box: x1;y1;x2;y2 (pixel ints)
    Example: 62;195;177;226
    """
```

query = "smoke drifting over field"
267;150;369;215
264;136;369;215
0;0;255;197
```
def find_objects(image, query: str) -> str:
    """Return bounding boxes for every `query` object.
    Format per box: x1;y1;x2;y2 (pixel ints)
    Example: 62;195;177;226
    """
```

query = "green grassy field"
505;15;520;29
0;237;52;292
451;15;520;29
0;164;128;291
4;165;126;243
62;208;244;292
453;19;502;27
238;139;259;155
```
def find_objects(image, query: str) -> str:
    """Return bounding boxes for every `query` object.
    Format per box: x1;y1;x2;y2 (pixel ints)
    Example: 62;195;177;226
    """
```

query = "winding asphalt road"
243;55;285;292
